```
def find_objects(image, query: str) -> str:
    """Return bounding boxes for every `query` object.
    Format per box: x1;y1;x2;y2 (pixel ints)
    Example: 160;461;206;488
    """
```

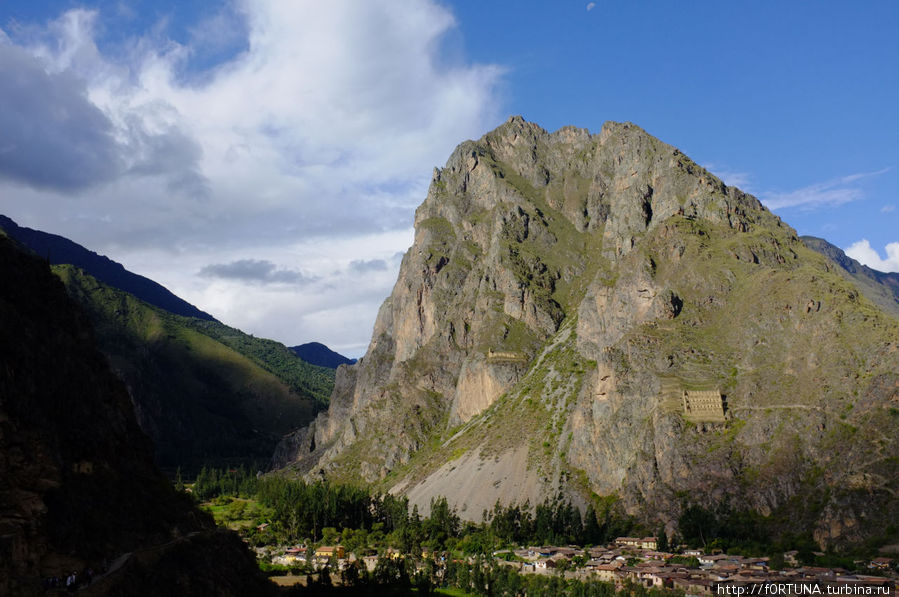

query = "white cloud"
586;2;597;11
881;204;895;213
845;239;899;273
762;168;890;211
0;1;503;354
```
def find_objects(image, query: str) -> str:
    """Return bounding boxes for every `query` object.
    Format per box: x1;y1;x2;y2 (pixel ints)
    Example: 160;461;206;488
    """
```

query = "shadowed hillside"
0;232;276;597
0;214;217;321
53;264;333;472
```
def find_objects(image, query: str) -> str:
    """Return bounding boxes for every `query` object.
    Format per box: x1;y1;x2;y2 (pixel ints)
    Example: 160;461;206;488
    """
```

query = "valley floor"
189;470;899;596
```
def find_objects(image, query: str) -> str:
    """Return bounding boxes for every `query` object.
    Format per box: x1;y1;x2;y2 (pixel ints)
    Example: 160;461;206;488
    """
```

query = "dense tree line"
196;468;826;559
190;468;881;593
191;467;643;552
678;504;803;554
191;465;261;500
483;499;639;547
676;504;839;564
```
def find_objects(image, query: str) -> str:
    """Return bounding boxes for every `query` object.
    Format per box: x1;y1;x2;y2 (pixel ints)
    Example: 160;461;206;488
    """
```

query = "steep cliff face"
275;117;899;547
0;235;274;597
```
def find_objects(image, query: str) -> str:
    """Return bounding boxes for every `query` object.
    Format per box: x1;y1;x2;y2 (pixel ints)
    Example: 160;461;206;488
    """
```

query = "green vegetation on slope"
185;319;334;404
53;264;331;471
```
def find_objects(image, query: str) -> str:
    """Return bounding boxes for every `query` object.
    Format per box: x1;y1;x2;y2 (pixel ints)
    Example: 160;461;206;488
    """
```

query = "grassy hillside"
184;320;335;403
53;264;333;471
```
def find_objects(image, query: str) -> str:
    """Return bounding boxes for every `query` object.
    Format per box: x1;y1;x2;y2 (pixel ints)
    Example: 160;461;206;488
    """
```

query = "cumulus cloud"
586;2;597;11
762;168;890;211
2;3;502;242
0;42;122;191
845;239;899;273
0;10;208;196
199;259;314;285
162;227;413;356
0;1;502;353
123;116;209;196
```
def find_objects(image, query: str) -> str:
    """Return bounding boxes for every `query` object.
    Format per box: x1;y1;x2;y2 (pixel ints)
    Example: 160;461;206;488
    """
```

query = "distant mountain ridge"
0;214;217;321
54;264;330;471
800;235;899;318
290;341;357;368
0;214;335;471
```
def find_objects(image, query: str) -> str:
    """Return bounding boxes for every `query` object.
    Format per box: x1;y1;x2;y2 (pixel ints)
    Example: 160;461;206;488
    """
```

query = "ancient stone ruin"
486;350;528;363
681;389;726;423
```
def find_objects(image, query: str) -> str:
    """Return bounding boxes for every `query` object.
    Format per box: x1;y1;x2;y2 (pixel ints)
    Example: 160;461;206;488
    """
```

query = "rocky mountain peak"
275;117;899;548
428;117;778;261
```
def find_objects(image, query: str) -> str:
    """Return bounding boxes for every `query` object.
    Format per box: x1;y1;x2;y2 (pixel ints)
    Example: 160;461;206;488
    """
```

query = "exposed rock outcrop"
275;117;899;547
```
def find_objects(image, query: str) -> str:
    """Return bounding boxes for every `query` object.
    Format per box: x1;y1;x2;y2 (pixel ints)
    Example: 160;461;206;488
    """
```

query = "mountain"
52;264;333;471
0;215;334;470
801;235;899;318
0;214;217;321
290;341;357;368
274;117;899;549
0;232;275;597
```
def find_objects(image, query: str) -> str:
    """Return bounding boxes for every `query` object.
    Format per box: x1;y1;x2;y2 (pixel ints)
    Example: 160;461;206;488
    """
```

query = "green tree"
174;466;184;492
373;556;410;587
426;496;460;547
678;505;718;548
656;525;669;551
340;560;362;586
768;551;785;571
316;564;333;588
584;504;602;545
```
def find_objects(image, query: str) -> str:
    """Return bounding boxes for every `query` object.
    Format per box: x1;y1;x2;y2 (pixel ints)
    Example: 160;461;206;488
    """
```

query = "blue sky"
1;1;897;355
